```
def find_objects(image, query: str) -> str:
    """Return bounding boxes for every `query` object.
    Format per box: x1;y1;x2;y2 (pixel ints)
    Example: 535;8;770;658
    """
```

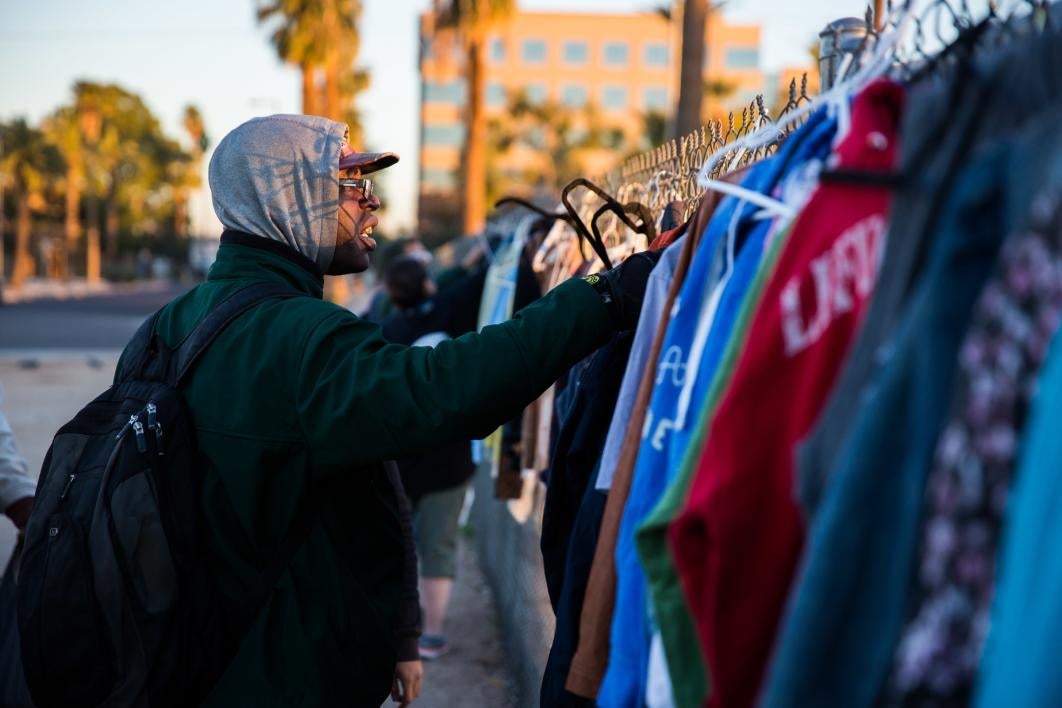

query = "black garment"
541;482;606;708
541;333;633;605
539;332;634;707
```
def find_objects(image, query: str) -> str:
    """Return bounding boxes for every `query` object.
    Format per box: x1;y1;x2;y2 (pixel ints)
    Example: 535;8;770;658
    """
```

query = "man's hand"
392;660;423;706
4;496;32;532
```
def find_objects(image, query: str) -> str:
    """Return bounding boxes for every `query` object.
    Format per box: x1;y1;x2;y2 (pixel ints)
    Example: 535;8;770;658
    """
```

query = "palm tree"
42;106;83;280
72;81;190;278
176;105;209;238
0;120;63;287
437;0;515;236
674;0;727;138
258;0;323;115
257;0;369;127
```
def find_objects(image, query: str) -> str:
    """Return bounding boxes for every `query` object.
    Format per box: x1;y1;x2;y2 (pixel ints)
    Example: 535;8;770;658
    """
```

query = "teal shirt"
118;238;612;707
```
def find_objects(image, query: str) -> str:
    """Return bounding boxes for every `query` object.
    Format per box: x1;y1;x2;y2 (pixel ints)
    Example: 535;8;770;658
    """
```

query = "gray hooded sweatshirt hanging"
208;114;347;273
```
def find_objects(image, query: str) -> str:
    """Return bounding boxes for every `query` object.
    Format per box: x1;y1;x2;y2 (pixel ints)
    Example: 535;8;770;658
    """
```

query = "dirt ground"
0;353;515;708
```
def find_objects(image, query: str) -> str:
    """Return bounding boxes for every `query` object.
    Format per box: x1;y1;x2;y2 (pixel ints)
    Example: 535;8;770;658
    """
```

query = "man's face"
329;147;382;275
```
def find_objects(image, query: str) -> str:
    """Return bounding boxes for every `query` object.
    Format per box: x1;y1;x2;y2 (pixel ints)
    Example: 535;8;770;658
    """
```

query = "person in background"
363;238;487;324
0;409;34;533
381;256;479;660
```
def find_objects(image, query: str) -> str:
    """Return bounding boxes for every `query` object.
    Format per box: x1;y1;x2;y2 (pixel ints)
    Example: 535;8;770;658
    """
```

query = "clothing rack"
607;76;814;221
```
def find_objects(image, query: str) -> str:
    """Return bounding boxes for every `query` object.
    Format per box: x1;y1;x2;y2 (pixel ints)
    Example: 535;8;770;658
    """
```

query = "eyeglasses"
338;176;374;200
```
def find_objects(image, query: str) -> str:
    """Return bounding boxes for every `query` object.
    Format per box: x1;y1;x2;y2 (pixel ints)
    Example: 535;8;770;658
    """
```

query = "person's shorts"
412;482;468;578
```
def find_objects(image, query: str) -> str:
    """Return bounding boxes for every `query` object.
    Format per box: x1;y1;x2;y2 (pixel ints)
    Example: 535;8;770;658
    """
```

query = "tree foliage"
436;0;516;236
0;81;204;283
256;0;370;140
486;91;634;207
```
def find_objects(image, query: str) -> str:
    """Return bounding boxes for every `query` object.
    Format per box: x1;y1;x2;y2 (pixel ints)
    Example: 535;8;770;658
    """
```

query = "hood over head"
209;114;348;273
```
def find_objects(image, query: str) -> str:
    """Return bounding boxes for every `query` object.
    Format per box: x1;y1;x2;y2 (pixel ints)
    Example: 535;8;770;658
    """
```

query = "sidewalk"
0;352;516;708
417;536;516;708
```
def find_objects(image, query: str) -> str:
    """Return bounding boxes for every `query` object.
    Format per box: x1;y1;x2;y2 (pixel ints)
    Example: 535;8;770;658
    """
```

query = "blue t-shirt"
976;324;1062;707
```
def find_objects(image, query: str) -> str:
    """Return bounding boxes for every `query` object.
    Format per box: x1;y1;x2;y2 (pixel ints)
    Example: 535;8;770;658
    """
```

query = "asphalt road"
0;282;192;351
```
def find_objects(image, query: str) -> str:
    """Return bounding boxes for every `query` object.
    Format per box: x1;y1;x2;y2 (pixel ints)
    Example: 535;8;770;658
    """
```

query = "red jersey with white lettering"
668;80;904;708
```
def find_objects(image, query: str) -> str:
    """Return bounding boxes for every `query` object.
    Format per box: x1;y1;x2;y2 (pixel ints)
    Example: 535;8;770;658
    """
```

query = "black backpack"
16;282;311;708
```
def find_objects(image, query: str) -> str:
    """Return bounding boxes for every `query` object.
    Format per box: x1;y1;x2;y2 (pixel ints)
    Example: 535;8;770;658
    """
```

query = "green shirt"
118;237;611;707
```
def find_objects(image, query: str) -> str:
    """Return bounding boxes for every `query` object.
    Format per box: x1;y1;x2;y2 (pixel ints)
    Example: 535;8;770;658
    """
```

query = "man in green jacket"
127;114;655;707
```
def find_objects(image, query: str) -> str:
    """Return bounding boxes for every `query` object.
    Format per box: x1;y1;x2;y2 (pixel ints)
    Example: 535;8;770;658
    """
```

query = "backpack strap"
125;282;304;386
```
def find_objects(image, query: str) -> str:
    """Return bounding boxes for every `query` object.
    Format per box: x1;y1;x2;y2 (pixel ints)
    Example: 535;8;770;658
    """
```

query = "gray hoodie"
208;114;348;273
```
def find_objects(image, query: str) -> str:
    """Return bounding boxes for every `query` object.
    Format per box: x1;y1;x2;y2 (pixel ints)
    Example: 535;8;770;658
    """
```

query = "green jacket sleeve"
296;278;612;470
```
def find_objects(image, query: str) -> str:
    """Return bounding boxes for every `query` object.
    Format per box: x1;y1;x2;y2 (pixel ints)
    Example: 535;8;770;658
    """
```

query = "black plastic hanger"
561;178;655;268
494;196;575;225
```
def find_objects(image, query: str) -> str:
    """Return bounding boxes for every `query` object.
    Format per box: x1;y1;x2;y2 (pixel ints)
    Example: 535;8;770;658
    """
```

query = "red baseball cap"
338;150;399;174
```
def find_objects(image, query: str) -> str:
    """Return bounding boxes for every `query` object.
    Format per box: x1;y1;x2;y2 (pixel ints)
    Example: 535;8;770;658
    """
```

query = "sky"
0;0;863;235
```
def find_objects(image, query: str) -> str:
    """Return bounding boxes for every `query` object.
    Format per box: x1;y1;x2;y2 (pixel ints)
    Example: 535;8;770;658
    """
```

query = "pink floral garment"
881;192;1062;707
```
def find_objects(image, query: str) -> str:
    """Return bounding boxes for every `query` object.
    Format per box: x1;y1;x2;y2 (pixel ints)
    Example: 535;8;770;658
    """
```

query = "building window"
422;168;456;190
423;123;465;146
561;84;588;108
725;47;760;69
601;85;627;110
527;127;546;149
525;84;547;105
486;82;506;107
423;80;466;104
643;87;668;110
644;43;668;68
603;42;629;66
490;37;505;62
522;39;547;64
563;41;588;65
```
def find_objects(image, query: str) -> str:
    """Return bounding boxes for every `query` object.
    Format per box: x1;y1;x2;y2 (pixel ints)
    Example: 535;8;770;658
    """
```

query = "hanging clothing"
762;139;1012;708
795;16;1062;519
976;192;1062;708
882;117;1062;707
763;30;1062;708
565;190;721;700
636;136;832;708
541;481;608;708
596;241;686;492
599;106;840;708
475;221;543;493
664;81;902;708
649;221;687;251
542;332;635;608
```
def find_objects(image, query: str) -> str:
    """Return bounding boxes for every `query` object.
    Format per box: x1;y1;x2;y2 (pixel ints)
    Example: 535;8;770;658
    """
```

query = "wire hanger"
695;0;913;190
